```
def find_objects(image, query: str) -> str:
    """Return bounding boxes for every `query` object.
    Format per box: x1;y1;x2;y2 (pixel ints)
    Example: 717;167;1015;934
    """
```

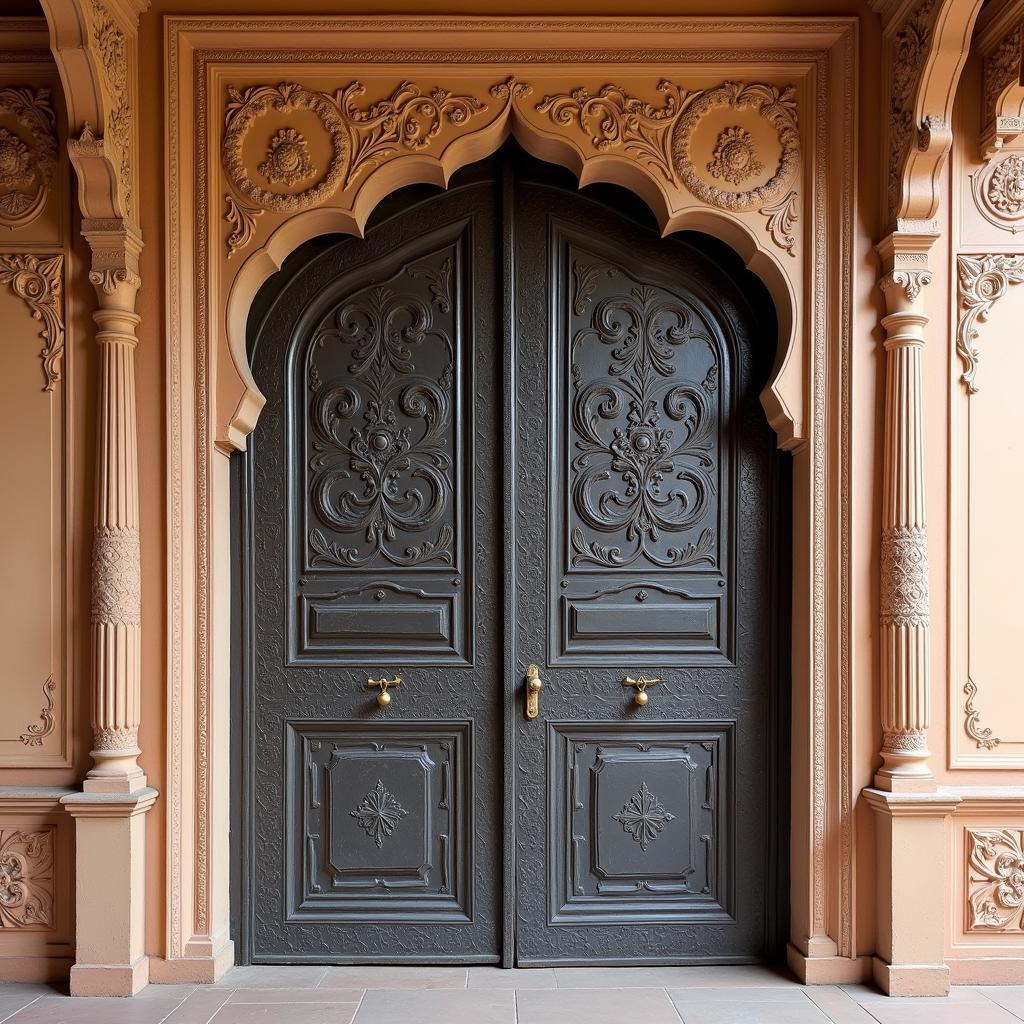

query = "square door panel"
547;722;733;925
286;721;472;924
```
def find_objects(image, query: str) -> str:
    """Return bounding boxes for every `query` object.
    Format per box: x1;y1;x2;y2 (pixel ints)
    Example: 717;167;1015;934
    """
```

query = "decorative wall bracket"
956;253;1024;393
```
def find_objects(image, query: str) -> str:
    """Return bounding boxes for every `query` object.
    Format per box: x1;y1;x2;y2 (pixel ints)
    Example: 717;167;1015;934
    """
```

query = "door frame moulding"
163;16;856;979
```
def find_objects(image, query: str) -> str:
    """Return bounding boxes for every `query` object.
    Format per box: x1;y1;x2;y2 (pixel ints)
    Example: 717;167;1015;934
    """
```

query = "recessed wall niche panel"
548;229;734;666
288;227;473;665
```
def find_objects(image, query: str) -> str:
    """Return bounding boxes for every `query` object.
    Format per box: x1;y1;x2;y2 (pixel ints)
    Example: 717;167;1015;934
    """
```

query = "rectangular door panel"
287;721;472;924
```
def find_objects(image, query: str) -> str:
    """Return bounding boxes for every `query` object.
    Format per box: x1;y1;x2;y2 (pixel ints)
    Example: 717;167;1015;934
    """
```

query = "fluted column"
82;221;145;792
876;267;935;792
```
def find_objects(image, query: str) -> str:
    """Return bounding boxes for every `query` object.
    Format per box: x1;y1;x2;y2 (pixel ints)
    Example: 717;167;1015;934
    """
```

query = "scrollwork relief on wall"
956;253;1024;393
0;254;64;392
967;828;1024;931
18;676;56;748
0;827;53;929
0;86;57;231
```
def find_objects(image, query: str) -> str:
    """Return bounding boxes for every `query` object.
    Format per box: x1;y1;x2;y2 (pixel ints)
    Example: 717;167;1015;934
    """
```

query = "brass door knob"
525;664;542;720
368;675;402;708
623;675;661;706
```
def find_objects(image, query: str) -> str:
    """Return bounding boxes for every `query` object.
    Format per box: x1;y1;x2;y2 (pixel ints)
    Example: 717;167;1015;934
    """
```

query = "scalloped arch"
222;117;799;453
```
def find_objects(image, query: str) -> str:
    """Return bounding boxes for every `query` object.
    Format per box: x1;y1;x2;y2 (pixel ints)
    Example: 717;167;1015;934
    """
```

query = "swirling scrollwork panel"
292;229;471;663
552;231;732;664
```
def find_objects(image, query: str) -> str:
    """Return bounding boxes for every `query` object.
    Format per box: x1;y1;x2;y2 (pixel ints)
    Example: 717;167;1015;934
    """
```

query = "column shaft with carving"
84;222;145;793
876;266;934;791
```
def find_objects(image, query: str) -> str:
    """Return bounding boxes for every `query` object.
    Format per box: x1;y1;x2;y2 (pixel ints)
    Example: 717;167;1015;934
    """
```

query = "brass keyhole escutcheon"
623;675;662;706
525;664;542;720
367;675;402;708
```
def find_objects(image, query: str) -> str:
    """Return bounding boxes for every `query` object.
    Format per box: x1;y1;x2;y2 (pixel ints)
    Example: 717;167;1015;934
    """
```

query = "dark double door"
238;148;786;966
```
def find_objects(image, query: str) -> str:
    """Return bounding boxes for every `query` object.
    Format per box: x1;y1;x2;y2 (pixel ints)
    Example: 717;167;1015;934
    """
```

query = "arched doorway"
234;142;789;966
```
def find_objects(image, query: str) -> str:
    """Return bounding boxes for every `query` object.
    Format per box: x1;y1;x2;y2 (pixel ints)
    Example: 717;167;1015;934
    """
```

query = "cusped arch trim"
221;117;800;454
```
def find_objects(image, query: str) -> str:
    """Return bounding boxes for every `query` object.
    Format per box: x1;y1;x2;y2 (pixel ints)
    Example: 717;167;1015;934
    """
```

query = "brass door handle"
525;664;542;720
623;675;661;706
367;675;402;707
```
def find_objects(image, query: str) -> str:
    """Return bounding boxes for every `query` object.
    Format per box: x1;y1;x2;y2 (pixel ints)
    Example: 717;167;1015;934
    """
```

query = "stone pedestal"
863;789;960;996
60;789;158;996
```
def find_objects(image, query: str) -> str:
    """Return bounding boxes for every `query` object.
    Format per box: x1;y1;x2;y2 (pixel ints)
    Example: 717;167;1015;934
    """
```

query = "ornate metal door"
239;149;785;965
509;170;785;964
241;180;504;963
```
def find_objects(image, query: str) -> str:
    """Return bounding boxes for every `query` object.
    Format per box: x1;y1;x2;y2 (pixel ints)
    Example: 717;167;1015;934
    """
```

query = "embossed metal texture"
238;146;786;966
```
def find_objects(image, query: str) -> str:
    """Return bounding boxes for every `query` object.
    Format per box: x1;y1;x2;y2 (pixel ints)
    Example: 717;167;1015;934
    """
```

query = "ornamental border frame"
163;15;856;975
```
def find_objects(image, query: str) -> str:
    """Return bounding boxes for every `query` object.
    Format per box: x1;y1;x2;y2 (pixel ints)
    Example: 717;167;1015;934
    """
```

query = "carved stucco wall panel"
167;15;855;975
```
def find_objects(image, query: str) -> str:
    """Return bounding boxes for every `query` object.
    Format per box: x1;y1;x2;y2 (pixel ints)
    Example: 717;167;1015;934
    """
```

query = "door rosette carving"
671;81;800;213
971;153;1024;233
0;87;57;230
224;82;350;213
570;260;719;569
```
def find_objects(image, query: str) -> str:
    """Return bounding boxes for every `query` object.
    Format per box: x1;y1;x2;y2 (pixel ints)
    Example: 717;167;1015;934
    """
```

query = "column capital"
82;218;143;310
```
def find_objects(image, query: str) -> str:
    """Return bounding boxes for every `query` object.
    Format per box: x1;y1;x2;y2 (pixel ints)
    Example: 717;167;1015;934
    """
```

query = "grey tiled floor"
2;967;1024;1023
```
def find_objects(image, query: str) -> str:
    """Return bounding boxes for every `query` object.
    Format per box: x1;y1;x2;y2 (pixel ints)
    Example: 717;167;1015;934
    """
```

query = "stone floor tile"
670;985;811;1002
467;967;557;989
210;1004;358;1024
228;987;364;1004
803;986;884;1024
160;989;234;1024
517;987;683;1024
137;984;199;1000
5;995;183;1024
352;988;513;1024
840;983;989;1004
554;964;795;989
319;966;467;989
856;1001;1022;1024
978;987;1024;1016
0;996;42;1024
213;966;327;989
671;994;830;1024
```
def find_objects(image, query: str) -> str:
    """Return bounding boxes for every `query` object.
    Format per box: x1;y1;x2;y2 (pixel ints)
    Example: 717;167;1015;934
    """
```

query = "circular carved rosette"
0;87;58;231
671;81;800;213
223;82;350;214
972;152;1024;233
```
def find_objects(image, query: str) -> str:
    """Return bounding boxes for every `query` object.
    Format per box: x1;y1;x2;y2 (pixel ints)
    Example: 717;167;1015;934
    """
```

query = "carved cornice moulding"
166;15;856;972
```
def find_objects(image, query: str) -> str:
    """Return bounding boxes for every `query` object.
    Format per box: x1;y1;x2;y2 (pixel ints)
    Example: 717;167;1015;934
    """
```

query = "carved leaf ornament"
222;76;800;255
613;781;676;852
968;829;1024;931
956;254;1024;393
0;829;53;929
350;780;407;849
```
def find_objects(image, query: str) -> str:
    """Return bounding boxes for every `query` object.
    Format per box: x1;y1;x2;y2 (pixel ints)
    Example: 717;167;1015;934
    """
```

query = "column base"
863;788;960;999
787;945;872;984
149;940;235;984
872;958;950;997
61;787;157;998
69;957;149;997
